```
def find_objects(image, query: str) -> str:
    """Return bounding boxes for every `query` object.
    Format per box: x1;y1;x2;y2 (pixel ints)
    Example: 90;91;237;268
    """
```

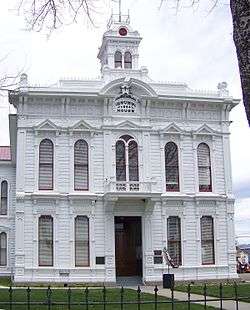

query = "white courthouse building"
0;14;240;284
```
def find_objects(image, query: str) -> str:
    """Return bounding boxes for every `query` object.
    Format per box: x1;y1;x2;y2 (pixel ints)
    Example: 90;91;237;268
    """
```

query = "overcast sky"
0;0;249;243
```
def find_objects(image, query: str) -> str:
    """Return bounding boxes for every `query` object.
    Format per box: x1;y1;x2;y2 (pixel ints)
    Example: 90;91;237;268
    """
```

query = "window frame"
124;51;132;69
165;142;180;192
167;216;182;266
39;139;54;191
114;51;123;68
0;232;7;267
115;135;139;182
74;215;90;267
200;216;215;265
38;215;54;267
197;142;212;192
0;180;8;216
74;139;89;191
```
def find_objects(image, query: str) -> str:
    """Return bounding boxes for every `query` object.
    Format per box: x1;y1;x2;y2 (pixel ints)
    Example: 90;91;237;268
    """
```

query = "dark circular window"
119;27;128;36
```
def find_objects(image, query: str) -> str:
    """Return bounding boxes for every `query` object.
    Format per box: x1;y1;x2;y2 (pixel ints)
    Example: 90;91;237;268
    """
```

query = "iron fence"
0;283;249;309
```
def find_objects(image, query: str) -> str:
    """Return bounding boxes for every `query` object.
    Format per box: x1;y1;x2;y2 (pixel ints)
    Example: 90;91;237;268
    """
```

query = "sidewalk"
134;286;250;310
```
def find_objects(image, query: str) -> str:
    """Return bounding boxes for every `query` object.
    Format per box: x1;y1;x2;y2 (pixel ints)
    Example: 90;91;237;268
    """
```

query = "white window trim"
0;179;9;217
0;231;8;268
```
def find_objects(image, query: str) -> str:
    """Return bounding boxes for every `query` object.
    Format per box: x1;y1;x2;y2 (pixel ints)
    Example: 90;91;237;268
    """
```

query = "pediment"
160;123;183;134
71;120;95;132
195;124;216;135
116;120;144;129
35;119;59;131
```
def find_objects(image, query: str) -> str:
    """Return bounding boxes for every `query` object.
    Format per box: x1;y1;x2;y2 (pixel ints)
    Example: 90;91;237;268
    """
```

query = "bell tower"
97;11;142;74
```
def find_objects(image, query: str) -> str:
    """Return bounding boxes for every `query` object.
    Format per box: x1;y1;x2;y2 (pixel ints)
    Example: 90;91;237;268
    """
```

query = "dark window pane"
39;216;53;266
116;141;126;181
201;216;215;264
0;181;7;215
167;216;182;265
75;216;89;267
0;232;7;266
128;141;139;181
115;51;122;68
124;52;132;69
39;139;53;190
197;143;212;192
74;140;89;190
165;142;179;191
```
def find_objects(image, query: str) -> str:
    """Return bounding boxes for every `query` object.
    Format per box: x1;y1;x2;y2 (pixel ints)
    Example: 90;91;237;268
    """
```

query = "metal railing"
0;283;249;309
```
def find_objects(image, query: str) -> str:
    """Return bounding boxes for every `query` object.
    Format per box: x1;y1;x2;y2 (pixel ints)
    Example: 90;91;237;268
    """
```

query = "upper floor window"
115;51;122;68
38;215;53;266
167;216;182;266
39;139;53;190
116;135;139;182
0;181;8;215
124;51;132;69
165;142;179;191
74;140;89;191
200;216;215;265
0;232;7;266
197;143;212;192
75;216;89;267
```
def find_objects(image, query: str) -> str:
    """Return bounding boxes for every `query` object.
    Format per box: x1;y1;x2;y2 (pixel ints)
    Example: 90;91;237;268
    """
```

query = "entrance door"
115;216;142;276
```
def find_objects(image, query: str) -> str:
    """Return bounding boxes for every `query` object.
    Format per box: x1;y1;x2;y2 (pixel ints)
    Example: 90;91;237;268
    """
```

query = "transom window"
116;135;139;182
39;139;54;190
167;216;182;266
74;140;89;191
201;216;215;265
0;181;8;215
165;142;179;191
197;143;212;192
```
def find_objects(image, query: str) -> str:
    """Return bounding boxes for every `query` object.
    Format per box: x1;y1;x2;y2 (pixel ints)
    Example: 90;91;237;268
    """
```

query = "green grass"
0;277;12;287
175;283;250;303
0;287;217;310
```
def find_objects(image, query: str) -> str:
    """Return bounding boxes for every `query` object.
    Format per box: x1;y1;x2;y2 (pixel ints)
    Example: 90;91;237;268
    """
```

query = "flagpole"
119;0;121;22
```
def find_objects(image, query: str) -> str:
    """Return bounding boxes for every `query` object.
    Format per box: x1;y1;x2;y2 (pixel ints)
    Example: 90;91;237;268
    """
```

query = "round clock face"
119;27;128;36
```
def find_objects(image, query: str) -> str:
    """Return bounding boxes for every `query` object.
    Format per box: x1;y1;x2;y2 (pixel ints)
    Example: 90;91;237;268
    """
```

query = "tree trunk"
230;0;250;126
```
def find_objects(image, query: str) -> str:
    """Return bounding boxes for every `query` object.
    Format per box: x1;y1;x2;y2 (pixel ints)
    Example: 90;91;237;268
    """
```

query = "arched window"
0;181;8;215
0;232;7;266
197;143;212;192
38;215;53;266
75;216;89;267
74;140;89;191
165;142;179;191
200;216;215;265
124;51;132;69
116;135;139;182
39;139;53;190
114;51;122;68
167;217;182;266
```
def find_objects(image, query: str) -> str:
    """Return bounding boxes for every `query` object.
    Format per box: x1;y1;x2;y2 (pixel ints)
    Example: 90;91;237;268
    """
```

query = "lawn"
175;283;250;303
0;287;217;310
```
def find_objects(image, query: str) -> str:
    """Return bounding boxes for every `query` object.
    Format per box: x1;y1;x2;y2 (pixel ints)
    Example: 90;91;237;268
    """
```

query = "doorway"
115;216;142;277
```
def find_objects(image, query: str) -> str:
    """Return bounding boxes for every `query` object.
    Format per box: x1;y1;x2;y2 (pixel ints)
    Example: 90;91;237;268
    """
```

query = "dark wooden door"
115;217;142;276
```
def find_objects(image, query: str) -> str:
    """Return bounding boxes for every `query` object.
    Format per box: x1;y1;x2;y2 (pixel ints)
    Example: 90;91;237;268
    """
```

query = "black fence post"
171;285;174;310
219;283;223;310
187;283;191;310
154;285;158;310
120;286;124;310
203;283;207;310
27;286;31;310
234;282;239;310
85;287;89;310
103;286;106;310
47;286;52;310
9;286;12;310
137;286;141;310
67;287;71;310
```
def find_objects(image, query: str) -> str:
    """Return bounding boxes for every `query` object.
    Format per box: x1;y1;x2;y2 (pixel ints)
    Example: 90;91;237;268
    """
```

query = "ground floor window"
0;232;7;266
167;216;182;265
75;216;89;267
38;216;53;266
201;216;215;265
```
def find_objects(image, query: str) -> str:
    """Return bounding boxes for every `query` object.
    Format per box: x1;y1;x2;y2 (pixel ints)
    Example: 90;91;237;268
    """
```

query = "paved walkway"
131;286;250;310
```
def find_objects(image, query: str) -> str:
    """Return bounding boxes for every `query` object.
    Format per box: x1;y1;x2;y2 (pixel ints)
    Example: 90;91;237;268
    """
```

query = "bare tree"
0;54;22;94
17;0;250;125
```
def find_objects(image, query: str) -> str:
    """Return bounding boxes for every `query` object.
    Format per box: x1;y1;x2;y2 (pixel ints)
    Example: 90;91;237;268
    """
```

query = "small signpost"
162;247;179;289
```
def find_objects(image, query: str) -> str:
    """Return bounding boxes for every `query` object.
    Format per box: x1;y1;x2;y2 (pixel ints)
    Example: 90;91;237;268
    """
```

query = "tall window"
201;216;215;265
167;216;182;265
75;216;89;267
0;181;8;215
114;51;122;68
74;140;89;191
0;232;7;266
39;139;53;190
124;51;132;69
197;143;212;192
38;216;53;266
116;135;139;182
165;142;179;191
